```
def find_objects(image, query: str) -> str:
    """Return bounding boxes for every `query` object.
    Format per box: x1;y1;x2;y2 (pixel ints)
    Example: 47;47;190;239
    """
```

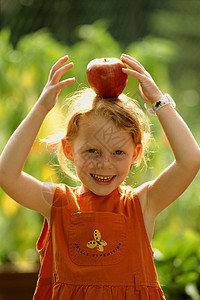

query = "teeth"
92;174;114;182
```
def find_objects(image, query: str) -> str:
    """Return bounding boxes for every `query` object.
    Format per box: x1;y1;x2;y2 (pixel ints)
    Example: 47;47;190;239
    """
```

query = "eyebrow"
79;142;101;150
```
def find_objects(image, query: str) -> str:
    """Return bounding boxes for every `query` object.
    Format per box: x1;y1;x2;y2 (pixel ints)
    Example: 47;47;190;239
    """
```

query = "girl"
0;54;199;299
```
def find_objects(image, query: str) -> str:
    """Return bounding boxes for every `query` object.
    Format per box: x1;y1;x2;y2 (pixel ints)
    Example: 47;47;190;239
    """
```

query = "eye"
114;150;124;155
88;149;99;154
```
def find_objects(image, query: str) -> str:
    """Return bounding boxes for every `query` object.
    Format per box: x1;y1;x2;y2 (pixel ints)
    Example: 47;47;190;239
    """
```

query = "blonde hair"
46;88;151;181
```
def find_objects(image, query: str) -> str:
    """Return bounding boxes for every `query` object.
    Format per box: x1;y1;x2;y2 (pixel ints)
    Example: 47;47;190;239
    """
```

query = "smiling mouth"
91;174;116;182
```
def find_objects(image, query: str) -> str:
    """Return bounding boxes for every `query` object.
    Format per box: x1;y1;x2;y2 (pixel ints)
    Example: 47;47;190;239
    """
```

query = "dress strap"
52;184;80;212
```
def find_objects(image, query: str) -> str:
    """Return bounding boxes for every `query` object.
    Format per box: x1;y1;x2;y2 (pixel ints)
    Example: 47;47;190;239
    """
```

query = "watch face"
147;94;176;116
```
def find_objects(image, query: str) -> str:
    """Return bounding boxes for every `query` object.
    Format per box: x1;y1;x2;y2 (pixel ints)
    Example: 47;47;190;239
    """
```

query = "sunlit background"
0;0;200;299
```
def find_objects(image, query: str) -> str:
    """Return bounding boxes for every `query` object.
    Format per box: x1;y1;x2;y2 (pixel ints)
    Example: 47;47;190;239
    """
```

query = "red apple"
86;58;128;98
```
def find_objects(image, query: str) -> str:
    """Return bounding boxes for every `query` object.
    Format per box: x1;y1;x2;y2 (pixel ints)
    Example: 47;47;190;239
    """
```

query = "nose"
92;152;113;173
100;152;113;168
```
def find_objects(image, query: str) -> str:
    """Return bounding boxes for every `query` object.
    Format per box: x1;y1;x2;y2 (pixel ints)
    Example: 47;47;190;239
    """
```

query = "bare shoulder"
42;181;57;202
134;181;156;241
42;182;56;224
134;181;152;213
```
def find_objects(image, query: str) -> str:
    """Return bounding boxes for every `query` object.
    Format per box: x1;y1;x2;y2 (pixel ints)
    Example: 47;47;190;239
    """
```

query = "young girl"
0;54;199;299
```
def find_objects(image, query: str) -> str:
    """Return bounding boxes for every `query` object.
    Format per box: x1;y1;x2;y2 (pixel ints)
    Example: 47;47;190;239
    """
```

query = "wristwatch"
145;94;176;116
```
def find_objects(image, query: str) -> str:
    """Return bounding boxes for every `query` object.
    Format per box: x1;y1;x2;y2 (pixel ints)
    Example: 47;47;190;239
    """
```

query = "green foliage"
1;0;151;47
0;23;200;299
153;228;200;299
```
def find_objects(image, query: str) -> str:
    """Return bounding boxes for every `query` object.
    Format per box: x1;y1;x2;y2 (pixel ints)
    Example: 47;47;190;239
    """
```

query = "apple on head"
86;58;128;98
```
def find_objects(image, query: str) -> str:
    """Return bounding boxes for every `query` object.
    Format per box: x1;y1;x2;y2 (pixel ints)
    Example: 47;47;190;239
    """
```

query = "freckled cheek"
116;158;132;172
74;155;103;171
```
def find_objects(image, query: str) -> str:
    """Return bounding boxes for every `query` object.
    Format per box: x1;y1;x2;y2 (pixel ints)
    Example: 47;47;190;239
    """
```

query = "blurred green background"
0;0;200;299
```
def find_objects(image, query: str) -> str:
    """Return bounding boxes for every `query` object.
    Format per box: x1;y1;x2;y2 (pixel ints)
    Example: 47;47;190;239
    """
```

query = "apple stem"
104;58;108;62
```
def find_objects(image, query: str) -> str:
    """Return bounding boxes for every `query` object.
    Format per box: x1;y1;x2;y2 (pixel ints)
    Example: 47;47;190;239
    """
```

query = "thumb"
139;84;148;102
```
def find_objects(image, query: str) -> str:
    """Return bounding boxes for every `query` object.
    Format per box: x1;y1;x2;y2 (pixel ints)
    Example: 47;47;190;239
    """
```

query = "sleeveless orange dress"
33;184;165;299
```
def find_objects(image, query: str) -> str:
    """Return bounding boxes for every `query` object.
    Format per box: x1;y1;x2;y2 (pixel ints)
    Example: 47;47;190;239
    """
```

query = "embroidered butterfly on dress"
86;229;107;252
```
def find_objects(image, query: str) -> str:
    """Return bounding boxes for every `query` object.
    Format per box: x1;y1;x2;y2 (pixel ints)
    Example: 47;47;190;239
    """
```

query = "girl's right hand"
38;55;75;113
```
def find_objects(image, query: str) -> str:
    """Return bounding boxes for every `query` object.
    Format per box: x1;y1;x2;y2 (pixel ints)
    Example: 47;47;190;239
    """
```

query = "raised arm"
121;54;200;218
0;55;75;218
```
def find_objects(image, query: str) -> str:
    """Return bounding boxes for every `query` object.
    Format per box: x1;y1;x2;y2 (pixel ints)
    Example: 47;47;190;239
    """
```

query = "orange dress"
33;184;165;299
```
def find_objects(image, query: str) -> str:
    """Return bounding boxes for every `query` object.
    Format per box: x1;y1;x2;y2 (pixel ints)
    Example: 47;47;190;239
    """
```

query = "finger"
122;68;145;82
49;55;69;80
121;56;145;74
121;54;146;72
56;77;75;90
121;53;144;67
51;62;74;84
139;84;148;101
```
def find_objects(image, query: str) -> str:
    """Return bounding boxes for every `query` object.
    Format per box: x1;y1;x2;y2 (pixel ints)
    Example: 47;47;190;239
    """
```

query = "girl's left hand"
121;54;163;104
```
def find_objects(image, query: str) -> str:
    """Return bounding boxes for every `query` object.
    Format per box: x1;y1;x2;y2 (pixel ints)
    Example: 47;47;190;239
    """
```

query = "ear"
61;137;74;161
131;143;142;164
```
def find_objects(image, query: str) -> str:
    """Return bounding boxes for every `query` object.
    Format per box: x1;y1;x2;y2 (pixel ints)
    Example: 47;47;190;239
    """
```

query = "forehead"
75;115;133;148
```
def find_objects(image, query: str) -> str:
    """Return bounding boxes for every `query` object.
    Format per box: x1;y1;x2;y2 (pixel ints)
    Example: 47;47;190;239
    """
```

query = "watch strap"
144;93;176;116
